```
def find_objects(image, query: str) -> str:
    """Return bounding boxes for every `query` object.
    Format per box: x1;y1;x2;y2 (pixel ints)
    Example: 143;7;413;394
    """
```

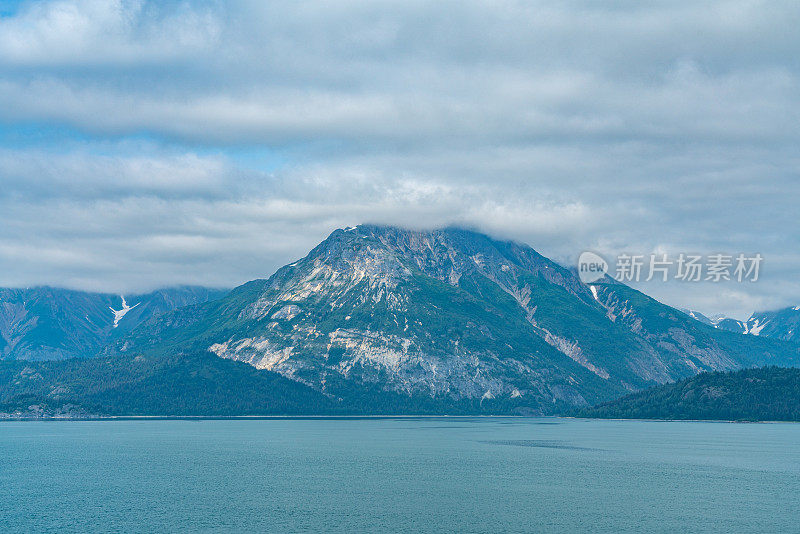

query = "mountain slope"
114;225;800;414
579;366;800;421
0;352;336;417
681;309;715;326
0;286;228;360
714;317;748;334
590;282;798;377
744;307;800;341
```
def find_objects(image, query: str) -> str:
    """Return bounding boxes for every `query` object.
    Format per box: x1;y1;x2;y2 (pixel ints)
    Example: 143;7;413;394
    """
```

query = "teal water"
1;418;798;533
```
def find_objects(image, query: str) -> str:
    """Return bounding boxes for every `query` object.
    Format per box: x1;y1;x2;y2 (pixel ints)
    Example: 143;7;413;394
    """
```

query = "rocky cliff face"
116;225;800;414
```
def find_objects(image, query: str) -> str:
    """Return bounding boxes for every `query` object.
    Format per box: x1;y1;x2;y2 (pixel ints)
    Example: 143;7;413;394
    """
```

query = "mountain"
578;366;800;421
680;309;714;326
714;317;748;334
0;286;228;361
743;307;800;342
111;225;800;415
682;310;749;334
682;306;800;342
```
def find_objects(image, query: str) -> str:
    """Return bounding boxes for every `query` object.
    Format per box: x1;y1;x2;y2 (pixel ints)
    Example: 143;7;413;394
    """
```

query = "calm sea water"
1;418;798;533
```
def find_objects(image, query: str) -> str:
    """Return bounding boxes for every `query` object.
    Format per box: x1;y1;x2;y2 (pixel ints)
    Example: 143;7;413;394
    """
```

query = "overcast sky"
0;0;798;319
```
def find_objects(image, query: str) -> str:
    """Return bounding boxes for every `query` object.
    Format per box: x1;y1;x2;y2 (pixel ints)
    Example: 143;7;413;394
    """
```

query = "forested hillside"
580;367;800;421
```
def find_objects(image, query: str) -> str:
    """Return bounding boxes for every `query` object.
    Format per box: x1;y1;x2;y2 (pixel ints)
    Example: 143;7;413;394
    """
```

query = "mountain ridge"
107;225;800;414
0;286;229;360
3;224;798;416
682;306;800;342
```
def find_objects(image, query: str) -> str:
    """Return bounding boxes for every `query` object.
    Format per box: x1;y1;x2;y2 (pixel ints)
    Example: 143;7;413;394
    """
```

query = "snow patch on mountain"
746;318;768;336
109;296;138;328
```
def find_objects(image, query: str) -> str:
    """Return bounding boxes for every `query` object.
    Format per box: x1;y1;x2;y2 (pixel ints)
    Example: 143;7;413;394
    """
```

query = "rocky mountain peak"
113;224;800;415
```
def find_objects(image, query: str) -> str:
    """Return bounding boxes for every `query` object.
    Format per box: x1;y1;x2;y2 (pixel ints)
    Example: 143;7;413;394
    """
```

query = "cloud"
0;0;219;65
0;0;799;319
0;149;230;200
2;1;799;148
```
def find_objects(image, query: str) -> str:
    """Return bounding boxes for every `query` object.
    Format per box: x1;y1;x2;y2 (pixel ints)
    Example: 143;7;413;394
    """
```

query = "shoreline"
2;415;797;423
0;414;531;422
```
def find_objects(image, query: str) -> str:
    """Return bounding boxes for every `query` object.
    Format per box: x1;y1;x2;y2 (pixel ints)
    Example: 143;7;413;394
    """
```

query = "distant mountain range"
579;366;800;421
0;286;228;360
1;225;799;417
682;307;800;342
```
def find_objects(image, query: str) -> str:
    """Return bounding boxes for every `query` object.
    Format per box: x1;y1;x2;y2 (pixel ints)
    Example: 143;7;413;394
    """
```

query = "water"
1;418;798;533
